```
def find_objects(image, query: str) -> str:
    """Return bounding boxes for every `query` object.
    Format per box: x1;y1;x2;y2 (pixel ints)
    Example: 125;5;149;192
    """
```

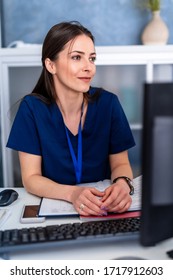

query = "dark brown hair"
32;21;99;103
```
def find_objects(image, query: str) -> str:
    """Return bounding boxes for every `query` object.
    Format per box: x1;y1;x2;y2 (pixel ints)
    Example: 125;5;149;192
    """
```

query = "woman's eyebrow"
69;50;96;55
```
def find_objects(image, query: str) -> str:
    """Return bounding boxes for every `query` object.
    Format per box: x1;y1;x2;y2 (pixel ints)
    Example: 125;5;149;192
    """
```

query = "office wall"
1;0;173;47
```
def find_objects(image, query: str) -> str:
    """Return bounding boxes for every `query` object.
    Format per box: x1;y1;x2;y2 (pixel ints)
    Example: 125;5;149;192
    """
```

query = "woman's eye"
72;55;81;60
89;57;96;63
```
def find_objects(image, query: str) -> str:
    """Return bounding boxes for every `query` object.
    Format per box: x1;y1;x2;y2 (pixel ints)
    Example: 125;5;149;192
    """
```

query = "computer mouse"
0;189;19;206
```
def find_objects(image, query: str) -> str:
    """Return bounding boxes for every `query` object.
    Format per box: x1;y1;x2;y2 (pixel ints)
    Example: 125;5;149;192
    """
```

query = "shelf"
130;124;143;130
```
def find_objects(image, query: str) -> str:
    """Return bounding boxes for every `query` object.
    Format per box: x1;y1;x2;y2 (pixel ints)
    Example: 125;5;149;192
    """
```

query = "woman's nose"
82;59;93;72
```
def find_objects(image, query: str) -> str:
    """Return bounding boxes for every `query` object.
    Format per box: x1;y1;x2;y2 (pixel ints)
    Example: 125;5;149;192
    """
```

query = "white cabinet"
1;45;173;187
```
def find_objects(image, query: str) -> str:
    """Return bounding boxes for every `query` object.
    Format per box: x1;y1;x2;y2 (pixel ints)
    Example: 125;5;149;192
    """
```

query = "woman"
7;21;135;216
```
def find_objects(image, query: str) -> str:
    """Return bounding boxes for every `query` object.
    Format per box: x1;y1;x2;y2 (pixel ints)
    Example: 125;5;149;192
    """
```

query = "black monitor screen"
140;82;173;246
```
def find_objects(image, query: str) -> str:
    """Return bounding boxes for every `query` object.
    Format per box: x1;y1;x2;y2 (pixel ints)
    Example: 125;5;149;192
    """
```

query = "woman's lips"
78;77;91;82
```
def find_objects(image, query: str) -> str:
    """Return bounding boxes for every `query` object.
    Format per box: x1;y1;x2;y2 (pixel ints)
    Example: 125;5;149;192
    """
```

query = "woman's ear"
44;58;56;74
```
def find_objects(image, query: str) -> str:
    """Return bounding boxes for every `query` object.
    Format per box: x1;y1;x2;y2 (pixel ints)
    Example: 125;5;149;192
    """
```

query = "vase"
141;11;169;45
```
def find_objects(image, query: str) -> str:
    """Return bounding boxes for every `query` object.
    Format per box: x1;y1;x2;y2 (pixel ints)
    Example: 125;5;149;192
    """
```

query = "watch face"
129;186;134;195
123;177;134;195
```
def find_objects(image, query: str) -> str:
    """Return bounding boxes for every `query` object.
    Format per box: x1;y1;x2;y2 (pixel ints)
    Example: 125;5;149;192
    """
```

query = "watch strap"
112;176;134;195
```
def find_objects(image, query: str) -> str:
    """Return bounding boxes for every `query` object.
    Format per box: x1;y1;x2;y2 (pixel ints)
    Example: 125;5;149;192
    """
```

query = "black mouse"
0;189;19;206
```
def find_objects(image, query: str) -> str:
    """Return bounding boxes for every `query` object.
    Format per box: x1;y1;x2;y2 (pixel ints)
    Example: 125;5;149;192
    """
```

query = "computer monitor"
140;82;173;246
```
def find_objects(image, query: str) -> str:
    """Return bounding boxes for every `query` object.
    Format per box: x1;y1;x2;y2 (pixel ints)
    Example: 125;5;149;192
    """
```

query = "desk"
0;188;173;260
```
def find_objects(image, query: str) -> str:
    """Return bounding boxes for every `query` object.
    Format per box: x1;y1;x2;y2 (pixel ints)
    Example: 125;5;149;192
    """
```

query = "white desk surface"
0;187;173;260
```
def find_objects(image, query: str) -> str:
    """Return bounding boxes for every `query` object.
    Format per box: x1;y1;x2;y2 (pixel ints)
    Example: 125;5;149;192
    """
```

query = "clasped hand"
71;181;132;216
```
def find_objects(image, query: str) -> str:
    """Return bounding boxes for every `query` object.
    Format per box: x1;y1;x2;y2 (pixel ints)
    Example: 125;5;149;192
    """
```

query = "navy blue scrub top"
6;87;135;185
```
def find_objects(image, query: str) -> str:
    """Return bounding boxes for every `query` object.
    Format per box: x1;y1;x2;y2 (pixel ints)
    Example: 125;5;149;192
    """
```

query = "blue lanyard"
64;102;84;184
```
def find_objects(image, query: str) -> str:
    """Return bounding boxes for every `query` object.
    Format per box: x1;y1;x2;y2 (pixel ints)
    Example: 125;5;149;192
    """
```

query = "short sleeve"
6;98;41;155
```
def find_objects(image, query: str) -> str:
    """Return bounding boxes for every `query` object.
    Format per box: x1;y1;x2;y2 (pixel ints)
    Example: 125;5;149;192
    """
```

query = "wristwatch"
112;176;134;195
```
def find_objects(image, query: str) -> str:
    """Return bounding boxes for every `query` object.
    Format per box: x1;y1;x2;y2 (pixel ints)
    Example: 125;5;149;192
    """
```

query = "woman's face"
49;34;96;95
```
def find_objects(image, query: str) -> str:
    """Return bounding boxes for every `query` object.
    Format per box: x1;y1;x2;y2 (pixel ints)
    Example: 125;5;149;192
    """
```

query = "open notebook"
38;176;142;219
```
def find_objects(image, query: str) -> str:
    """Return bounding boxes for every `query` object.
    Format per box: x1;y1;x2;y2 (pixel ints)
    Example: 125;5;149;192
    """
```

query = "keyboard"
0;217;140;257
